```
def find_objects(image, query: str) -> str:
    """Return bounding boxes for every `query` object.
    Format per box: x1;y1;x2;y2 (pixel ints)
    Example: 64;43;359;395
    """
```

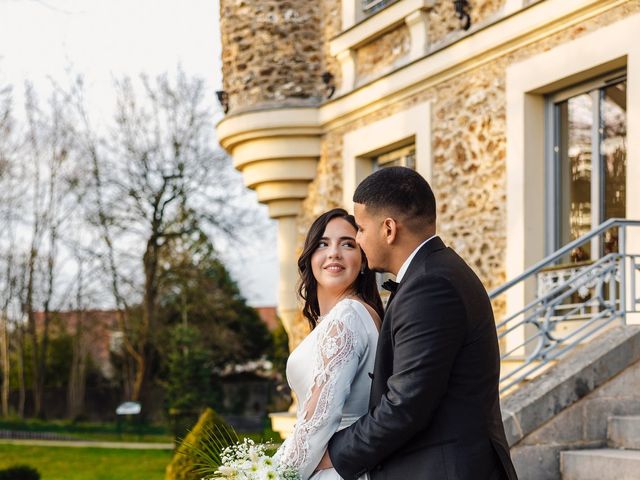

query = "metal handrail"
489;219;640;298
491;218;640;394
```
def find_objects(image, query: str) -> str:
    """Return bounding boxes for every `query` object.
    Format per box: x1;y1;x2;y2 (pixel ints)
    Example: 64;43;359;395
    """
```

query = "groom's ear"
383;217;397;245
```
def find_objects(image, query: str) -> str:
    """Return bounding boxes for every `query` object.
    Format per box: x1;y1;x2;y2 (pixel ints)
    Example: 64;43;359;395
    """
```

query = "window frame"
361;0;399;19
545;70;627;258
341;101;431;212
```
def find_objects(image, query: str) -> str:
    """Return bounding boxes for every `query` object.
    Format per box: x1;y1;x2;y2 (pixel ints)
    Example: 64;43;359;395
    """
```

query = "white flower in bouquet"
207;438;299;480
178;421;298;480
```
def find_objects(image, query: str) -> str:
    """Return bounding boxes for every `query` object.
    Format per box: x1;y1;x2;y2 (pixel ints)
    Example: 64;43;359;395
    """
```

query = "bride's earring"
360;266;365;275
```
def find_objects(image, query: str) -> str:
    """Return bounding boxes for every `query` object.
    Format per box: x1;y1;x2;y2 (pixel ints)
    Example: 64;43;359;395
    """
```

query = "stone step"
561;449;640;480
608;416;640;450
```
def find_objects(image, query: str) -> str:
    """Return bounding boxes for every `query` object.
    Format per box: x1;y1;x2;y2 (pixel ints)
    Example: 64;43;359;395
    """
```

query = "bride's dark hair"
297;208;384;330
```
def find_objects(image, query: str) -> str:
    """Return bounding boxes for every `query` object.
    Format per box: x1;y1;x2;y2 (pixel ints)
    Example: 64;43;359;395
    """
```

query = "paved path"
0;438;174;450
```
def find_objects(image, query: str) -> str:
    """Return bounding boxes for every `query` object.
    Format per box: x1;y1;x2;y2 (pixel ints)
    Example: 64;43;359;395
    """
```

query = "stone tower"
219;0;325;113
218;0;332;347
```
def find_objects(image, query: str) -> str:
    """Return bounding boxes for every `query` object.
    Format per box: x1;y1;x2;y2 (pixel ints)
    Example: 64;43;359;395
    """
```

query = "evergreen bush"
166;407;230;480
0;465;41;480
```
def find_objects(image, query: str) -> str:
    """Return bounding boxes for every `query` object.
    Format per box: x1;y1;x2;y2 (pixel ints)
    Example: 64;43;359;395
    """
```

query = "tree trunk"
131;356;145;402
0;312;9;416
67;310;87;419
131;239;159;403
1;251;16;417
17;324;25;418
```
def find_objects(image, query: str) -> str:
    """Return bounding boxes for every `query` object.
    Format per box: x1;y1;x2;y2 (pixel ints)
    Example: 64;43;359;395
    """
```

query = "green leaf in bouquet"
167;408;238;480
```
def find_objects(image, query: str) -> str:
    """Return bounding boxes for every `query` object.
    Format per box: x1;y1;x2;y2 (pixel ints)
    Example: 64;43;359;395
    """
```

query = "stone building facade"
218;0;638;346
217;1;639;472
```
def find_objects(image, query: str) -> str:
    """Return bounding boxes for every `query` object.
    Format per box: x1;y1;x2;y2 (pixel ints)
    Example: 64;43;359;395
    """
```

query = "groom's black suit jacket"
328;237;518;480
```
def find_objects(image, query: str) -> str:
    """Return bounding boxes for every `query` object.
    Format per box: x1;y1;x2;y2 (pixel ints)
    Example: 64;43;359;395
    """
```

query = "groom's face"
353;203;388;273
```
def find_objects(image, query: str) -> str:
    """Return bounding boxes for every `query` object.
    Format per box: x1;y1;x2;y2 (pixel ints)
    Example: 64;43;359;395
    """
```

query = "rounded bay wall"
220;0;325;114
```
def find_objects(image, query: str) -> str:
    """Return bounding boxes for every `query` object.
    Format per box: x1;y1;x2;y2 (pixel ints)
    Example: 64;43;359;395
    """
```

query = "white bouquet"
208;438;299;480
179;422;299;480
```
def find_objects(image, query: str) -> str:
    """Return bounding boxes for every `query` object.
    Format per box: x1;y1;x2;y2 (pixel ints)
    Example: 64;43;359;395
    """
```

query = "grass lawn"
0;444;173;480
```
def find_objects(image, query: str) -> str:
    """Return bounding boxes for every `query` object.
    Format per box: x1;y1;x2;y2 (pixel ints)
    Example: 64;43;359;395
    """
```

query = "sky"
0;0;279;306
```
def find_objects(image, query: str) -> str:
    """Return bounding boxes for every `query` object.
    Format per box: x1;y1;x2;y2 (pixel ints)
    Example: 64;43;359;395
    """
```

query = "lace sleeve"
277;303;363;480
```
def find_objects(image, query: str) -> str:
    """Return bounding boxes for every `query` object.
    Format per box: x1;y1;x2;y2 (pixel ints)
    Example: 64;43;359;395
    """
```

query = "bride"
275;208;384;480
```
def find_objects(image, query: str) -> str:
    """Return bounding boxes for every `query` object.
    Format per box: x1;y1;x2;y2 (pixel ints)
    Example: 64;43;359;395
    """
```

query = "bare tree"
69;70;258;403
20;84;78;417
0;82;16;417
0;247;18;417
66;258;88;419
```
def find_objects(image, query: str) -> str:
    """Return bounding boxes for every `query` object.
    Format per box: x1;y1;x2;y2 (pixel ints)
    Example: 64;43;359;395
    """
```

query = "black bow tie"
381;279;399;293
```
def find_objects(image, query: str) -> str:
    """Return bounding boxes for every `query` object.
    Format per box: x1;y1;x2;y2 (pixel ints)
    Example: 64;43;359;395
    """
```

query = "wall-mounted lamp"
216;90;229;114
321;72;336;99
454;0;471;31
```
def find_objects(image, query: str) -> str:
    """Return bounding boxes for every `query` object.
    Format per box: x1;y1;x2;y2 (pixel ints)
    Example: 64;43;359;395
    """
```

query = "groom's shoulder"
416;242;466;272
412;244;483;288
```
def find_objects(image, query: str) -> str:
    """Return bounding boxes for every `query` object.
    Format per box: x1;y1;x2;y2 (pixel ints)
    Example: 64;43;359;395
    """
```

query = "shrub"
0;465;41;480
165;407;230;480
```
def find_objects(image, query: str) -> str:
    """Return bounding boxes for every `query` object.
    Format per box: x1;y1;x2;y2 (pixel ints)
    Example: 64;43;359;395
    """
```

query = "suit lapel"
371;236;447;408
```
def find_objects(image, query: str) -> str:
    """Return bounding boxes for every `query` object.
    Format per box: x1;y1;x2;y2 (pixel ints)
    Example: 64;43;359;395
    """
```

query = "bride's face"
311;217;362;297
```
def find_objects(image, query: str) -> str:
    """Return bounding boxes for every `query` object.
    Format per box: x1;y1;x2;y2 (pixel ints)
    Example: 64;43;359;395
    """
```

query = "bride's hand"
315;449;333;472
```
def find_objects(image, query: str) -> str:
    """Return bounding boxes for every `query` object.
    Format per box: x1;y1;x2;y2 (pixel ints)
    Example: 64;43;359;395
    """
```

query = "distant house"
35;306;279;378
254;305;279;331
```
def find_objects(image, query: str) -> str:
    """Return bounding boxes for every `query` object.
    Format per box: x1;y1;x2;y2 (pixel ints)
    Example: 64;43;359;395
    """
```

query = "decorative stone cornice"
217;107;321;151
216;107;322;220
330;0;435;56
331;0;434;92
323;0;621;126
216;107;321;354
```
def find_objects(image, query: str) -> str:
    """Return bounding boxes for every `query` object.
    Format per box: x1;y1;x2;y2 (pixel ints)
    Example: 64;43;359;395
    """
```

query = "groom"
317;167;517;479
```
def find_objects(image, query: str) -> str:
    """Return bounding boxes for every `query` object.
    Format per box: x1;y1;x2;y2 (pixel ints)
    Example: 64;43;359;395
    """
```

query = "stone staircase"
505;326;640;479
561;416;640;480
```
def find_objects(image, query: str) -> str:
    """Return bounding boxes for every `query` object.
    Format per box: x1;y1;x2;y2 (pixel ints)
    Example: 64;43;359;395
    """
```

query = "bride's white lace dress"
275;298;378;480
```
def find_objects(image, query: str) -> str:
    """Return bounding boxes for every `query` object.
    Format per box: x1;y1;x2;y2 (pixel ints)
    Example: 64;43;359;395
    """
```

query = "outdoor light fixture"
322;71;336;99
216;90;229;114
454;0;471;31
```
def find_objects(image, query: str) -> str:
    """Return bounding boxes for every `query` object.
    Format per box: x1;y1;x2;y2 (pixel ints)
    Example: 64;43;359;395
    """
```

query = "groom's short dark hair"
353;166;436;226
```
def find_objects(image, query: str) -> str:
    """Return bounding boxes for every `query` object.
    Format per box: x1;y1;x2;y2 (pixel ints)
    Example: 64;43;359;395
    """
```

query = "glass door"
549;74;627;262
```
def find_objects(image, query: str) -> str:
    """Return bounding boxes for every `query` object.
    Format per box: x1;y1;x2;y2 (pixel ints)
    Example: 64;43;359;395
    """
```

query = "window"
362;0;396;15
373;144;416;170
547;72;627;262
341;101;430;212
371;143;416;298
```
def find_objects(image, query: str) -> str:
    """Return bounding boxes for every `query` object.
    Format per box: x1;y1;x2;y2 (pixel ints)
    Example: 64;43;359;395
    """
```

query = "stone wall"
220;0;324;113
341;1;507;90
218;0;509;113
356;25;411;83
431;64;507;291
428;0;506;46
297;132;345;254
321;0;343;94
